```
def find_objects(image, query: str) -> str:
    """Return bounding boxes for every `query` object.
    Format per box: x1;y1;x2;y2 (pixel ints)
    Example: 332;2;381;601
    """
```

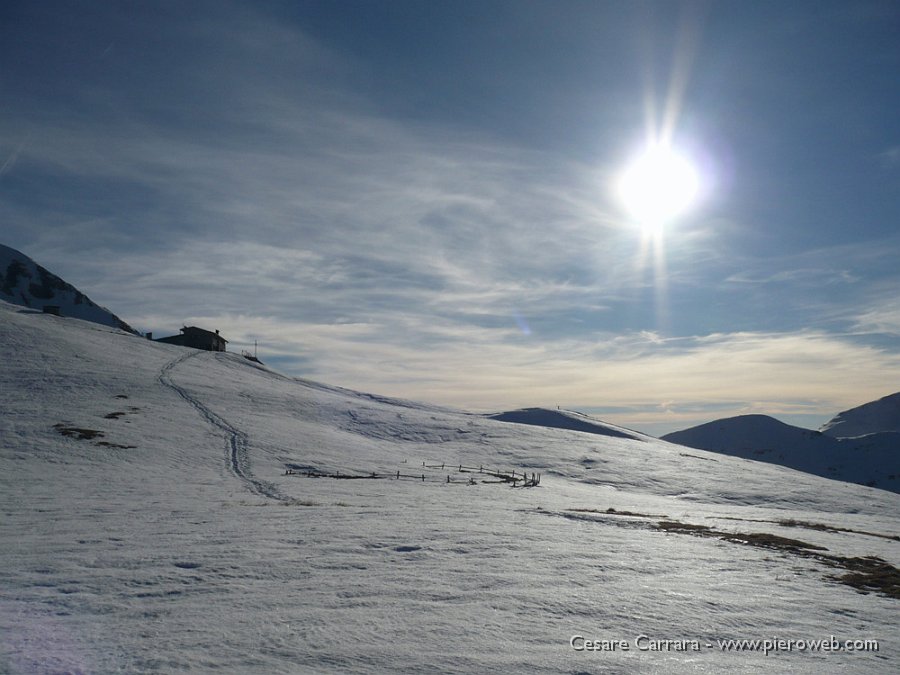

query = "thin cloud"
852;292;900;337
725;268;860;285
879;145;900;167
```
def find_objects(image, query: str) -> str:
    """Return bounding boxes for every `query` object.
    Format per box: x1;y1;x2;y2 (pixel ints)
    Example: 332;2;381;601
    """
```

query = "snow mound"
0;242;136;333
663;414;899;493
487;407;648;441
820;391;900;438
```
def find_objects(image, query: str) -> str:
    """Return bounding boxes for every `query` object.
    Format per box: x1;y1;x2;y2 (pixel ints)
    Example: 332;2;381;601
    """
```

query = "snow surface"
821;392;900;439
0;243;136;334
662;415;900;494
2;299;898;673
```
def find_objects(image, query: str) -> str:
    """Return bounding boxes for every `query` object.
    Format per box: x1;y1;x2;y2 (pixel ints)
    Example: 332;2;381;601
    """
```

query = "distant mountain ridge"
0;243;136;334
820;392;900;438
662;412;899;493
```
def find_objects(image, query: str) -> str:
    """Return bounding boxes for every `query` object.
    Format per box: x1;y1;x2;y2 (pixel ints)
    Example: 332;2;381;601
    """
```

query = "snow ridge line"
157;352;286;501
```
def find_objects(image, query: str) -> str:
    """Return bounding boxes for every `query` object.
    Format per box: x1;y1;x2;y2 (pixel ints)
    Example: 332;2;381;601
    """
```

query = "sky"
2;0;899;436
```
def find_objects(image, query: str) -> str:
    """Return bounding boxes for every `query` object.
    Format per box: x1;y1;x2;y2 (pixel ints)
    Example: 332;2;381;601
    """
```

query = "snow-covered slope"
0;243;136;333
487;407;650;441
2;299;898;673
820;392;900;438
662;414;899;493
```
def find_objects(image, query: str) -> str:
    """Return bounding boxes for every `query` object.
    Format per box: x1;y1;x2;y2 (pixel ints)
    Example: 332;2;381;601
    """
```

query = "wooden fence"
284;461;541;487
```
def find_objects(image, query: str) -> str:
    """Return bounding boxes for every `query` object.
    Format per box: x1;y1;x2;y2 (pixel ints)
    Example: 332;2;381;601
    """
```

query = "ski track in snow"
157;351;286;501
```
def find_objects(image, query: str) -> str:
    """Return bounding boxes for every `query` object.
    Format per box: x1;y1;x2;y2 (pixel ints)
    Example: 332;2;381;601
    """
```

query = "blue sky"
2;0;899;435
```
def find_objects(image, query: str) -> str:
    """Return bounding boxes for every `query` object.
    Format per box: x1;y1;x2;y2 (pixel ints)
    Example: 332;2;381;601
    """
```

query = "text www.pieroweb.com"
717;636;879;655
570;635;879;655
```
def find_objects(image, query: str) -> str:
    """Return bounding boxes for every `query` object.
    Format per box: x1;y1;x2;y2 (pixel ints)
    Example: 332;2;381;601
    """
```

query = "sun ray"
617;2;708;331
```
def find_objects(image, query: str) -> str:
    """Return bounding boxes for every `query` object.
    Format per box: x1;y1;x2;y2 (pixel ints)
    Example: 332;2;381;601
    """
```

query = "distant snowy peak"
662;414;822;451
819;392;900;438
662;414;899;493
0;243;136;334
487;407;648;441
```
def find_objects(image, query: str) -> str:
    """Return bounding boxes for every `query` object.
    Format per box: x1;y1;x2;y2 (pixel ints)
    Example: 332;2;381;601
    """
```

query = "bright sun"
617;144;699;233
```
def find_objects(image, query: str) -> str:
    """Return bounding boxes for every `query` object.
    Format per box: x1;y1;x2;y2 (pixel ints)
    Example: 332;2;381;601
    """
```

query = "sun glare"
617;144;699;233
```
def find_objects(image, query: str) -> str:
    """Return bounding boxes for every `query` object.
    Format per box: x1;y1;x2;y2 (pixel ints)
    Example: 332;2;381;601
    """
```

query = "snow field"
1;300;897;673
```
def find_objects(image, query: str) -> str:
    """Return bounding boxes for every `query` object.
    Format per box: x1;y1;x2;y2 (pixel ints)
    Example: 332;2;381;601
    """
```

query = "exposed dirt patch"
95;441;137;449
655;519;897;599
570;507;669;519
832;557;900;598
777;518;900;542
54;423;135;449
717;515;899;542
104;411;127;419
656;520;713;534
53;424;104;441
552;507;900;600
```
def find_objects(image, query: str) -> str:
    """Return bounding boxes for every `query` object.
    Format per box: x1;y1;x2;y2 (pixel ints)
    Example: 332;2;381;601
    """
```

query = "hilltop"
487;407;650;441
0;243;136;333
821;392;900;438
